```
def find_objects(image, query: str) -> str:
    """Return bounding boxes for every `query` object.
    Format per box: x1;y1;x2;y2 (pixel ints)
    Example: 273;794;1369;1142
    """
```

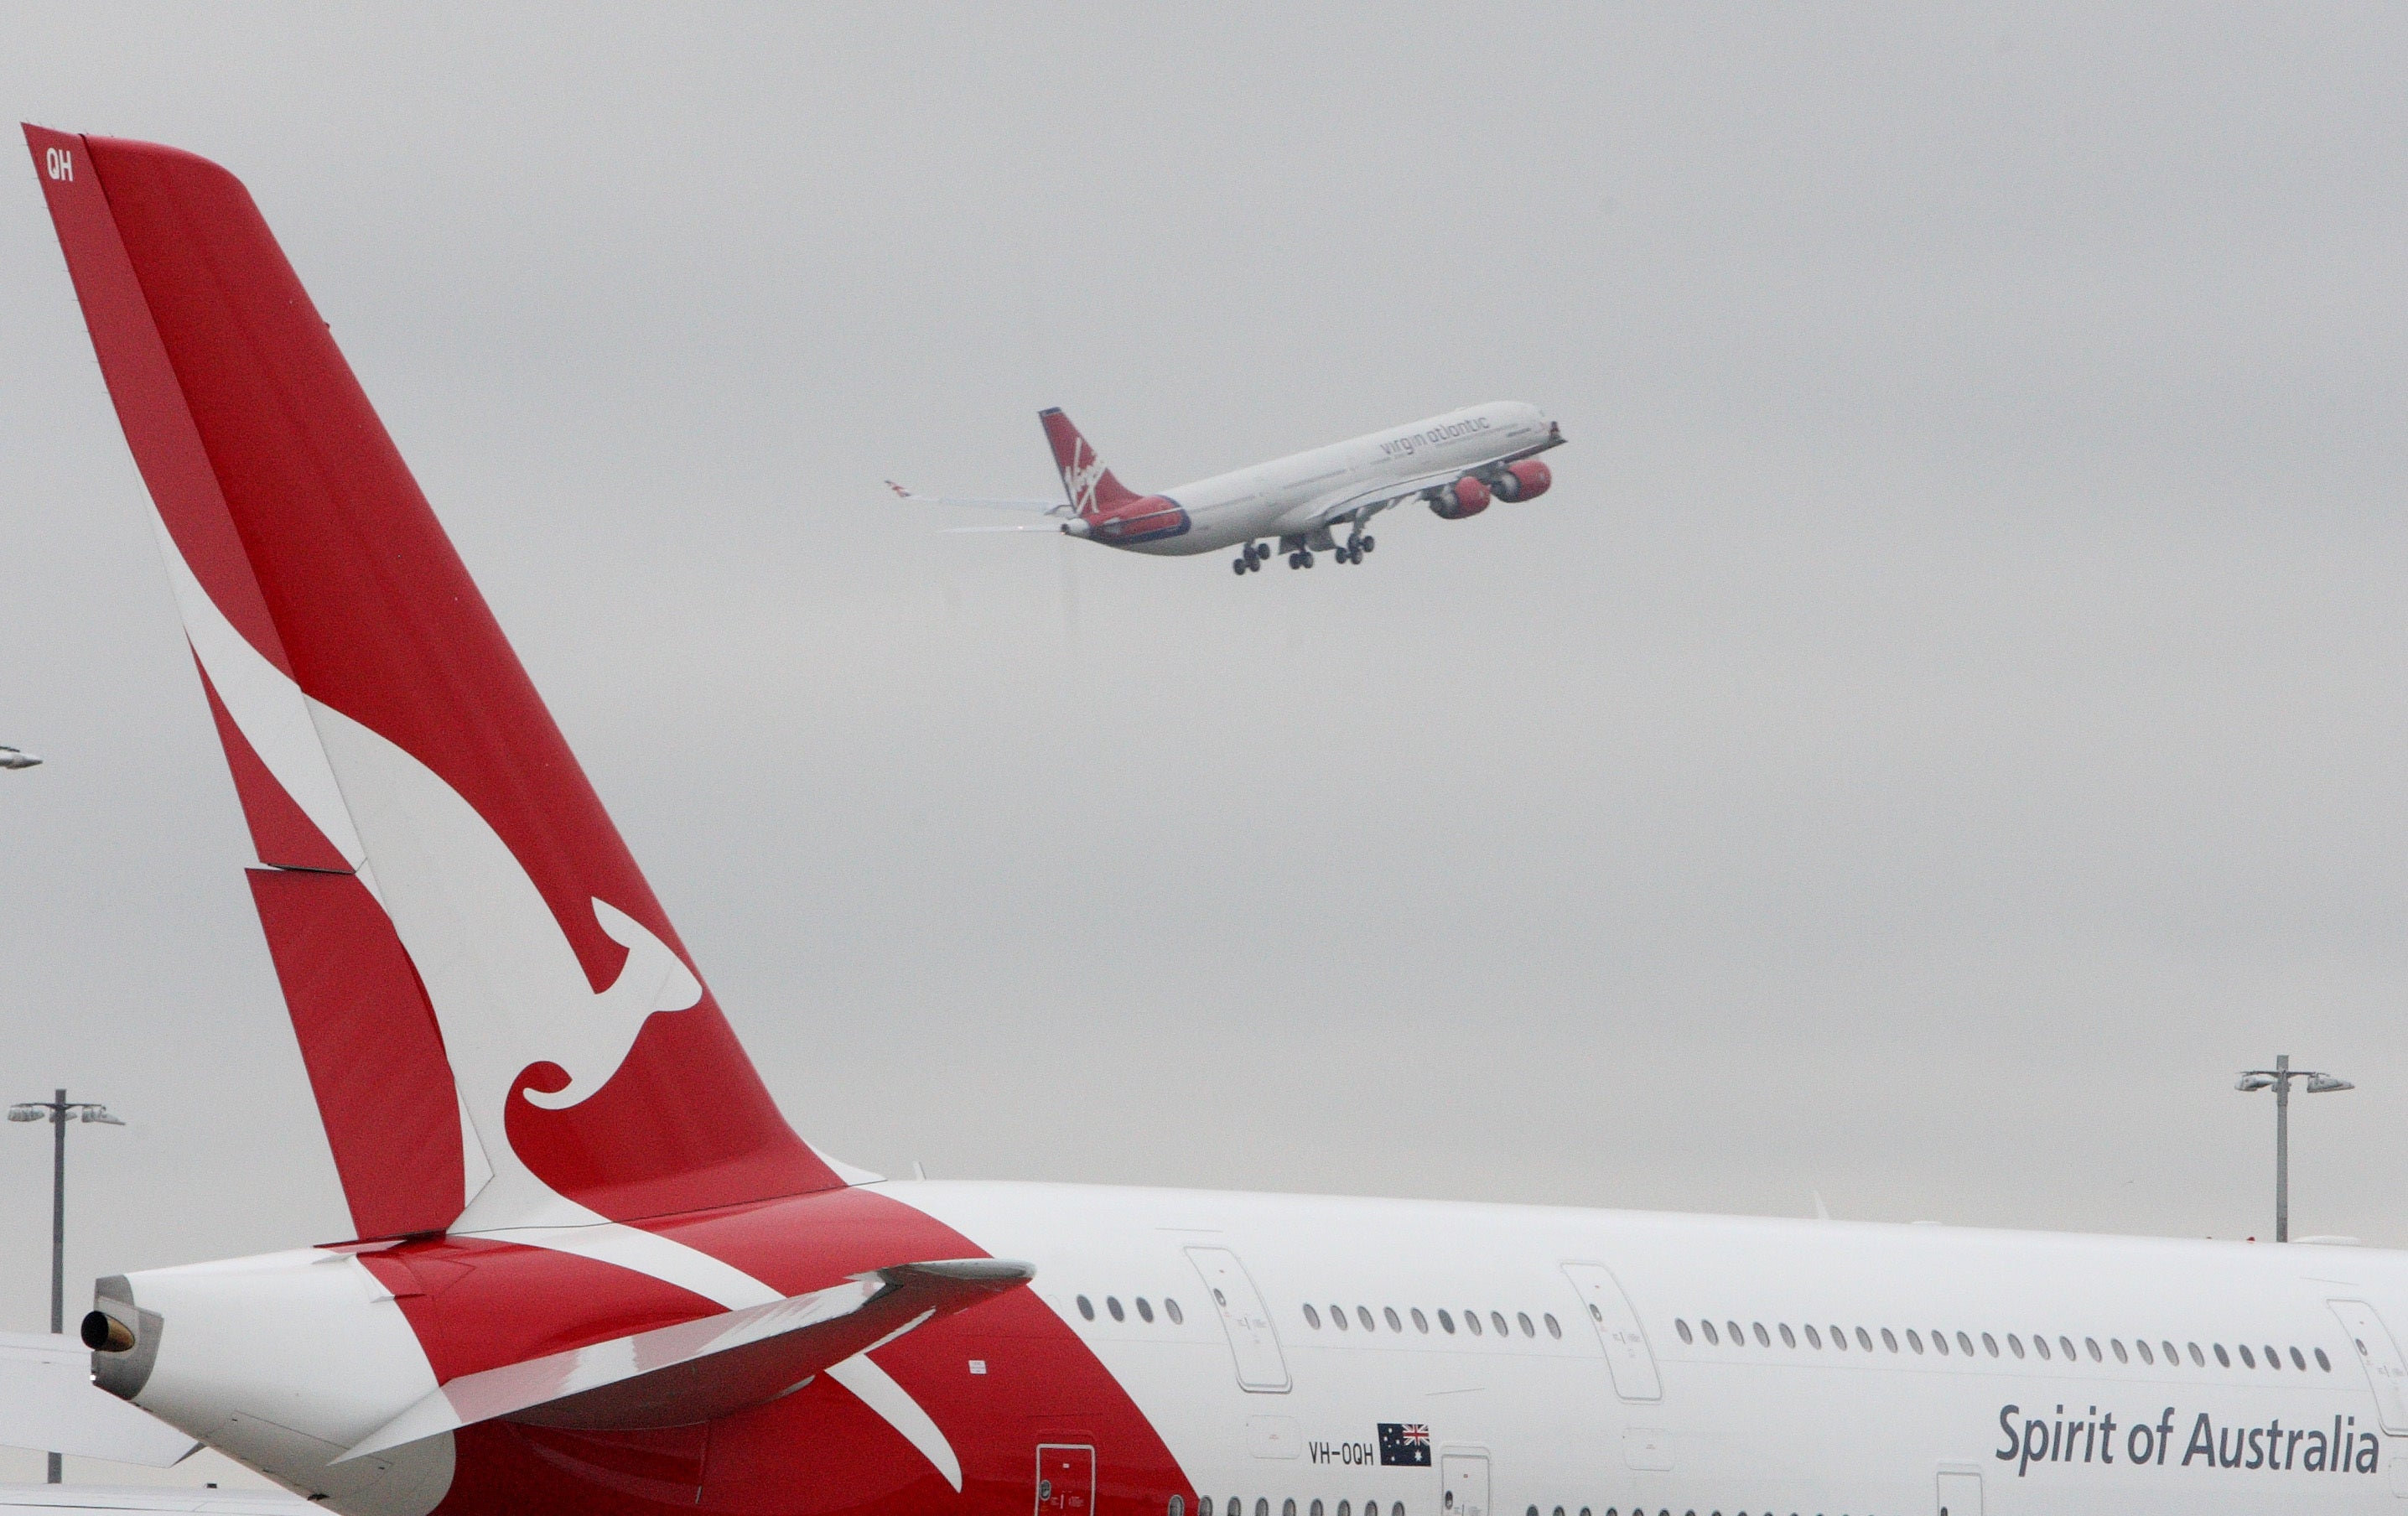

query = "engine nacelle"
1492;459;1552;501
1429;475;1492;520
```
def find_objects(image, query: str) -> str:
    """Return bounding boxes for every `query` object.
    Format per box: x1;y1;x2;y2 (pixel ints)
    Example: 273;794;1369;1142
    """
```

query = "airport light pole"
2234;1055;2352;1243
8;1092;123;1482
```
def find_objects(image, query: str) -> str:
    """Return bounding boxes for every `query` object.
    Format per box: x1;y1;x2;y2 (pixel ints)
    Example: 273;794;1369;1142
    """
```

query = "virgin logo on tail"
1061;444;1109;517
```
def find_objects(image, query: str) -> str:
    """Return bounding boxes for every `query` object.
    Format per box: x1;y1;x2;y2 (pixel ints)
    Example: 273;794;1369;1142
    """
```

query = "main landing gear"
1233;541;1271;574
1335;532;1375;566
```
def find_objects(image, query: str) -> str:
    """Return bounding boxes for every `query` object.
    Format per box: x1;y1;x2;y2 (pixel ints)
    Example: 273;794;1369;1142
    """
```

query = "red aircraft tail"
1039;408;1139;517
25;125;849;1237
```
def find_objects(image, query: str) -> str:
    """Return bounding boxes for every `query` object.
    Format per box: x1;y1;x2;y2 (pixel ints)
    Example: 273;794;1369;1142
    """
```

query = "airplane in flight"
23;122;2408;1516
887;403;1565;574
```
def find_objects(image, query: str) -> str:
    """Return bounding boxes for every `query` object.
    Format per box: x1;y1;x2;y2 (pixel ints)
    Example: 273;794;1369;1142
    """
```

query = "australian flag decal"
1378;1424;1431;1467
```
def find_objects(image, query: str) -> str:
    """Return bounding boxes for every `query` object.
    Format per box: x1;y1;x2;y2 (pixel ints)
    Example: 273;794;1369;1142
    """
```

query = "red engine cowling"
1429;475;1492;520
1492;459;1552;501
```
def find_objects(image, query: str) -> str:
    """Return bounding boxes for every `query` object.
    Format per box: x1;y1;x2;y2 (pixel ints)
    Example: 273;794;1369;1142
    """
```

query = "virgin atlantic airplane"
18;124;2408;1516
887;402;1564;574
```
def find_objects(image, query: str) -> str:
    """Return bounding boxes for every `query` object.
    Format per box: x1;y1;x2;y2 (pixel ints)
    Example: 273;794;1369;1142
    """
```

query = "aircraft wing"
0;1334;196;1468
1290;465;1475;530
0;1488;306;1514
885;481;1069;515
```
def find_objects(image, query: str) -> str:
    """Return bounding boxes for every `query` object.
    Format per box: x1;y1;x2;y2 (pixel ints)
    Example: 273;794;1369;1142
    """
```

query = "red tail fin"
1039;408;1139;517
26;125;848;1231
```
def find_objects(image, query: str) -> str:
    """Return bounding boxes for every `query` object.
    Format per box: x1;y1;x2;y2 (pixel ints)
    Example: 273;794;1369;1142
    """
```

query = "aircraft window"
1201;1502;1211;1516
1676;1318;1693;1344
1546;1314;1563;1339
1881;1328;1898;1352
2033;1336;2052;1362
1981;1332;1998;1357
1554;1505;1566;1516
1440;1310;1456;1335
1384;1307;1403;1332
1367;1503;1381;1516
1519;1313;1537;1338
2291;1347;2307;1370
1467;1311;1485;1337
1745;1321;1763;1347
2187;1342;2205;1366
1358;1307;1376;1332
1257;1499;1269;1516
1829;1325;1847;1352
2265;1344;2282;1370
1167;1300;1184;1324
1312;1503;1323;1516
1077;1295;1096;1321
2110;1338;2126;1363
2238;1344;2255;1368
2085;1337;2101;1363
2213;1344;2230;1368
1303;1304;1321;1329
1331;1304;1349;1332
1778;1323;1796;1347
1959;1332;1975;1356
1855;1326;1874;1352
2317;1348;2332;1371
2007;1334;2026;1358
1928;1328;1947;1356
2059;1337;2077;1361
1339;1503;1350;1516
1725;1319;1743;1346
1286;1501;1298;1516
1906;1329;1923;1354
1412;1308;1429;1333
1804;1324;1823;1348
2136;1339;2153;1364
1108;1297;1124;1321
1502;1313;1519;1337
1138;1298;1155;1323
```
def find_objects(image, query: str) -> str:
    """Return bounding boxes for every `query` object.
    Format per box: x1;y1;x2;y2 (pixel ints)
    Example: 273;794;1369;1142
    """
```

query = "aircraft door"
2329;1301;2408;1435
1036;1444;1095;1516
1561;1263;1663;1401
1186;1247;1291;1392
1440;1451;1489;1516
1934;1469;1981;1515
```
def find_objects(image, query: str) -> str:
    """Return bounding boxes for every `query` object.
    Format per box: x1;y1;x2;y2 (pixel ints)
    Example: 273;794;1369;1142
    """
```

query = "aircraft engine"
1492;459;1552;501
1429;475;1492;520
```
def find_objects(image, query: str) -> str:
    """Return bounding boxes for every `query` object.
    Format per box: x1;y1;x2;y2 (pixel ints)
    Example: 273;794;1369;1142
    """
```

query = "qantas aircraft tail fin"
25;125;854;1238
1039;408;1140;517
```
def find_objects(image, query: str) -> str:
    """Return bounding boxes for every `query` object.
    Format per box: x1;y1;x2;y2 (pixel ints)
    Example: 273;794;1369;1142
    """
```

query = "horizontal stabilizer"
340;1258;1030;1460
0;1332;196;1467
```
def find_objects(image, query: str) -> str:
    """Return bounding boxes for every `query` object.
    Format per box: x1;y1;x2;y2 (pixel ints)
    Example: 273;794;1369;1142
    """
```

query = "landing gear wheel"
1233;557;1247;575
1301;551;1316;568
1289;553;1305;569
1360;535;1375;553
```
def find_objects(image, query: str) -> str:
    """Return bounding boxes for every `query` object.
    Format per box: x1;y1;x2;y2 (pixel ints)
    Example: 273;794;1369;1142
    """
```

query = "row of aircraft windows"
1195;1498;1404;1516
1672;1316;2334;1373
1300;1303;1566;1342
1075;1295;1186;1326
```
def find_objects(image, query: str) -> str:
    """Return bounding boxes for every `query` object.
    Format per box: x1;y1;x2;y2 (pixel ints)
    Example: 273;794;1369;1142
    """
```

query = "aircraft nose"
0;747;40;770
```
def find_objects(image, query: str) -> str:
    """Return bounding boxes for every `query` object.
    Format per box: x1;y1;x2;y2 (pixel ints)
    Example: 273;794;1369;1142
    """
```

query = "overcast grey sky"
4;2;2408;1477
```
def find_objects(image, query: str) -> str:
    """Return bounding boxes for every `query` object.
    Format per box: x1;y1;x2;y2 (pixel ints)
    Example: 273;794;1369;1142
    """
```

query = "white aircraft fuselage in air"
25;122;2408;1516
894;402;1565;572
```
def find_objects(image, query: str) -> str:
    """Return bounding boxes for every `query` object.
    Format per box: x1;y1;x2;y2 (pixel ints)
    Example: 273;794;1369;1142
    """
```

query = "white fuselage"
913;1181;2408;1516
1122;402;1558;556
119;1179;2408;1516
